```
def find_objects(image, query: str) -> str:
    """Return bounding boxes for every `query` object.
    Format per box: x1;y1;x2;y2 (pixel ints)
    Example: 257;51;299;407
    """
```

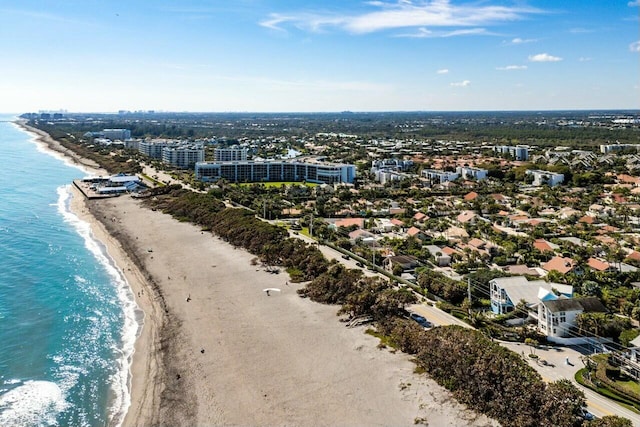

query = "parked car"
341;254;350;260
579;408;595;421
355;262;364;268
409;312;432;328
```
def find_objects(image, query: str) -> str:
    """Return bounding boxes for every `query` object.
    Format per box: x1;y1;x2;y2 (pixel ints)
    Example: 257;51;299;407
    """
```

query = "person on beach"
266;290;270;296
186;294;191;302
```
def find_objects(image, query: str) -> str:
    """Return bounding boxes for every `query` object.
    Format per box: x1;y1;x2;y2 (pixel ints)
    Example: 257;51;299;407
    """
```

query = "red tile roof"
390;218;405;226
542;256;576;274
534;239;554;253
587;258;611;272
407;226;423;237
463;191;478;201
334;218;365;228
578;216;595;224
413;212;427;221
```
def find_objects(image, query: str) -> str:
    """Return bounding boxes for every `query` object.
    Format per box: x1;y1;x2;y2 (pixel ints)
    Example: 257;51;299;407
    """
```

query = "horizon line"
9;108;640;115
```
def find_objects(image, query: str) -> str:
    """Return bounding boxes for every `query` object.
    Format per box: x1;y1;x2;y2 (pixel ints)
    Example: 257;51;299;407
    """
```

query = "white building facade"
195;160;356;184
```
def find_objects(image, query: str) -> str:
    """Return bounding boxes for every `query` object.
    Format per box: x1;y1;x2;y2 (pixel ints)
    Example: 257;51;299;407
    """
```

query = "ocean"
0;117;140;426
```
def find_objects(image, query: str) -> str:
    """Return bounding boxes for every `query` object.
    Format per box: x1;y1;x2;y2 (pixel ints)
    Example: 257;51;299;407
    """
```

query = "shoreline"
18;121;496;426
15;121;157;426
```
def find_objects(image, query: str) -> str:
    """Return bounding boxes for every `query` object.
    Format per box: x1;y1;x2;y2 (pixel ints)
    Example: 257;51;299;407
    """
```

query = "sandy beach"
21;122;497;426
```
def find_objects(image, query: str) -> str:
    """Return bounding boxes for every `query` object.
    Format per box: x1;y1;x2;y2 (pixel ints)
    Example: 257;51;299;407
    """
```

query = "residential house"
587;258;614;273
534;238;558;254
383;255;419;273
489;276;572;315
538;297;607;339
333;218;365;229
425;245;451;266
463;191;479;202
348;229;376;246
413;211;428;223
457;210;477;225
407;226;428;241
542;256;577;275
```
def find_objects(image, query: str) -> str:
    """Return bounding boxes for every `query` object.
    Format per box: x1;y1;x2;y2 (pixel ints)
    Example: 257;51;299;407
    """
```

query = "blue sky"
0;0;638;113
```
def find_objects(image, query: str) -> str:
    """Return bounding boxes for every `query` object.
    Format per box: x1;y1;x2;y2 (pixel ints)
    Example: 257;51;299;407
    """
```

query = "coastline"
15;121;159;426
18;121;496;426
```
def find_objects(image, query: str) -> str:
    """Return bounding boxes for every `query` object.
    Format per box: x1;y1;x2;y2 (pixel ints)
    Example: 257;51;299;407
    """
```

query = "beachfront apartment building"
103;129;131;141
195;160;356;184
83;128;132;141
456;166;488;181
162;145;205;169
139;140;177;159
494;145;529;161
214;147;249;162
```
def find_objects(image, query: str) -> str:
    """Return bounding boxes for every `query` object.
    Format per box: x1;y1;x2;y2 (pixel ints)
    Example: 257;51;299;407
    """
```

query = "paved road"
408;303;640;425
274;224;640;424
140;163;204;193
287;231;379;277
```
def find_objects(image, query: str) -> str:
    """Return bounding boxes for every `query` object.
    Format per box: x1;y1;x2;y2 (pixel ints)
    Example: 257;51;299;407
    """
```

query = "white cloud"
579;57;592;62
630;40;640;52
569;27;593;34
451;80;471;87
397;27;496;38
437;68;449;74
628;1;640;6
496;65;527;70
528;53;562;62
508;37;536;44
260;0;543;34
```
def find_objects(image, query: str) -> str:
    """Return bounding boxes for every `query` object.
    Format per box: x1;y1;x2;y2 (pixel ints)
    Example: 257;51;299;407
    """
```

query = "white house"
422;169;459;185
526;169;565;187
456;166;488;181
425;245;451;266
538;297;607;338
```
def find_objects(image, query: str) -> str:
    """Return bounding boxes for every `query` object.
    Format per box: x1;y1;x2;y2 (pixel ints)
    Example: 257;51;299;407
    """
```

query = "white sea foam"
14;121;93;176
57;186;143;427
0;380;69;426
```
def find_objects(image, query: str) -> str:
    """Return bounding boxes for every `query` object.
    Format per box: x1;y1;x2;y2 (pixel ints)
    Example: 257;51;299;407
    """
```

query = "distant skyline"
1;0;638;113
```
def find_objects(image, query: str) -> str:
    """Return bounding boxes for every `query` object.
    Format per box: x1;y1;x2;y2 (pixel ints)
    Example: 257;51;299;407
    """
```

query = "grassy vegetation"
575;368;640;413
140;173;165;187
365;328;399;350
235;181;318;188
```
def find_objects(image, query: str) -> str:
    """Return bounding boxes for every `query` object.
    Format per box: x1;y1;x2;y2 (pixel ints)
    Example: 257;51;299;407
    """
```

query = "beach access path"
77;191;497;427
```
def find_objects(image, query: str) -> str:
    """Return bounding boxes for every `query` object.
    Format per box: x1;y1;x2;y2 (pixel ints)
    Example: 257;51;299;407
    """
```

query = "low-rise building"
422;169;459;185
526;169;564;187
538;297;607;338
456;166;488;181
489;276;572;315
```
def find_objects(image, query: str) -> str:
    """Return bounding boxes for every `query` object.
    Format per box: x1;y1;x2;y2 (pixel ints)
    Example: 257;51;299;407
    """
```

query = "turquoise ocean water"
0;117;140;426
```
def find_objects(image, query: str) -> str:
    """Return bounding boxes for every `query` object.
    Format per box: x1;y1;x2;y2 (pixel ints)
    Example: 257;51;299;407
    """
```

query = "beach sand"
20;122;497;426
78;193;496;427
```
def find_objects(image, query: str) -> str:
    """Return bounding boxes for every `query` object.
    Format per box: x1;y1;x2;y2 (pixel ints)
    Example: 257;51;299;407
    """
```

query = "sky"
0;0;638;113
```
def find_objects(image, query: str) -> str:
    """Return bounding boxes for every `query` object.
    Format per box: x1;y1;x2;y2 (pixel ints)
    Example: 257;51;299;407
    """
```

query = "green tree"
538;379;586;427
586;416;633;427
